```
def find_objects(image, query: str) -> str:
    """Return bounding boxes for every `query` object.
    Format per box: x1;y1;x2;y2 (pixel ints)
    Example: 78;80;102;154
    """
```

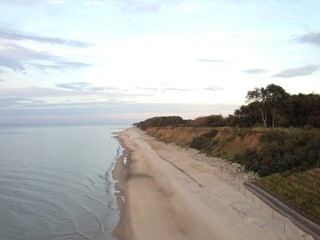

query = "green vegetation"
187;115;227;127
137;84;320;129
256;169;320;225
137;84;320;224
189;129;218;150
188;127;320;177
142;126;320;224
246;84;289;128
233;128;320;176
144;125;320;178
138;116;185;130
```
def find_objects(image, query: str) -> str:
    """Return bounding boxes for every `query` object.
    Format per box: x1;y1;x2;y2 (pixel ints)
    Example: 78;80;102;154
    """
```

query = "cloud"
0;41;90;72
1;0;182;14
0;41;57;71
138;86;223;92
0;87;80;99
204;86;224;91
0;97;39;108
51;0;64;3
164;87;190;92
295;32;320;47
0;28;91;48
0;86;151;102
32;62;91;71
272;65;320;78
0;0;64;5
197;59;227;63
243;68;269;74
0;85;234;125
101;0;184;14
0;100;239;125
0;0;42;4
85;0;107;6
56;82;105;91
116;0;166;13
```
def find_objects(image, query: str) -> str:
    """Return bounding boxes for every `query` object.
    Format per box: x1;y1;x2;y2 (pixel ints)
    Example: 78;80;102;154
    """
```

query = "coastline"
112;134;133;240
112;127;313;240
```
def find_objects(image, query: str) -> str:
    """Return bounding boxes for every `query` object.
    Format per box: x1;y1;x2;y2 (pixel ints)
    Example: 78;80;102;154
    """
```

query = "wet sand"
113;127;313;240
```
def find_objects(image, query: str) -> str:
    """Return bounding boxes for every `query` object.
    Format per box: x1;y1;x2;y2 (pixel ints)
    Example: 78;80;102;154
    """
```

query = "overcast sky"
0;0;319;125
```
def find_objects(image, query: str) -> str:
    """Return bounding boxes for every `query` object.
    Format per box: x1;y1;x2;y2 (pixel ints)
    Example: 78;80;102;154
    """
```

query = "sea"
0;125;127;240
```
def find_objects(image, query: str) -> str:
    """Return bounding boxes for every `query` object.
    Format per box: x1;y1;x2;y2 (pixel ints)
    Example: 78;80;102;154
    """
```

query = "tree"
207;114;227;127
265;84;289;128
288;93;320;127
231;102;261;127
246;87;269;127
246;84;289;128
138;116;184;129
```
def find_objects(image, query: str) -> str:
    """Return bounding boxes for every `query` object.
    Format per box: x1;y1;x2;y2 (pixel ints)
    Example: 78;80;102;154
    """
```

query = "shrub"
138;116;184;130
241;129;320;176
189;129;218;151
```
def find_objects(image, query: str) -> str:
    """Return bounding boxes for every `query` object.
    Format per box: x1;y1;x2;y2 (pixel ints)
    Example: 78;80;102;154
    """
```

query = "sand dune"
113;127;313;240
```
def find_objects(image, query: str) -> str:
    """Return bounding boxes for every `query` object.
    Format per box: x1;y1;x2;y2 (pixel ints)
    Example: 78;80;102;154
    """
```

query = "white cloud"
1;0;320;125
243;68;269;74
50;0;64;4
85;0;107;7
56;82;105;91
0;41;91;73
295;32;320;47
272;65;320;78
0;27;91;47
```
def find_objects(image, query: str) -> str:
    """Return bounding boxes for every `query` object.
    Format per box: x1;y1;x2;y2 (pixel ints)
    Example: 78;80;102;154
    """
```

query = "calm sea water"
0;125;126;240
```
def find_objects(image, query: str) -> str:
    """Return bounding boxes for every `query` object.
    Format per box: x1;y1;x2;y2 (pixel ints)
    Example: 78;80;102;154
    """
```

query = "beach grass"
255;168;320;225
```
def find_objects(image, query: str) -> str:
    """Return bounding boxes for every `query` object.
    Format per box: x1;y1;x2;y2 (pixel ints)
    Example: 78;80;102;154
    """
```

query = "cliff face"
208;129;262;157
146;127;212;147
145;127;262;159
145;127;320;176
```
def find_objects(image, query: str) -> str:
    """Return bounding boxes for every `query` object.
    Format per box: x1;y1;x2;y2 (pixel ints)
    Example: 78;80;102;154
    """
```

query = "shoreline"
112;127;313;240
112;135;132;240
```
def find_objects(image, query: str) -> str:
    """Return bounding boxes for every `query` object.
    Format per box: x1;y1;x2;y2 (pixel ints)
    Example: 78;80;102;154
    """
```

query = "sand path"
113;127;312;240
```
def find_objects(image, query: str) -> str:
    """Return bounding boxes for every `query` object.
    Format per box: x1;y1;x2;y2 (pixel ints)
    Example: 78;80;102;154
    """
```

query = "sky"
0;0;319;125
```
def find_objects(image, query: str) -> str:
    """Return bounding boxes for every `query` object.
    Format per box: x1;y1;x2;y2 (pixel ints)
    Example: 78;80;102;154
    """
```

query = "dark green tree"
232;102;261;127
246;84;289;128
265;84;289;128
246;87;269;127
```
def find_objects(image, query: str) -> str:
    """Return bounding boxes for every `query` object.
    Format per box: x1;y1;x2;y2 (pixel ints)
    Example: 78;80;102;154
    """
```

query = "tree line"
138;84;320;129
231;84;320;128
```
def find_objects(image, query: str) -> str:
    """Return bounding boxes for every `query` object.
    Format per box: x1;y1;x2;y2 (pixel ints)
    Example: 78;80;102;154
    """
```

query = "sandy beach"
113;127;313;240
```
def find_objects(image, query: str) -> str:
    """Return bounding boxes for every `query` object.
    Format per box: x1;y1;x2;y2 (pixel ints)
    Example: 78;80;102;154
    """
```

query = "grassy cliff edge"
145;126;320;225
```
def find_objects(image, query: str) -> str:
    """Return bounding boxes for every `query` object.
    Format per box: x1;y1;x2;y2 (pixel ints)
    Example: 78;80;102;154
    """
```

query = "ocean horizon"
0;125;128;240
